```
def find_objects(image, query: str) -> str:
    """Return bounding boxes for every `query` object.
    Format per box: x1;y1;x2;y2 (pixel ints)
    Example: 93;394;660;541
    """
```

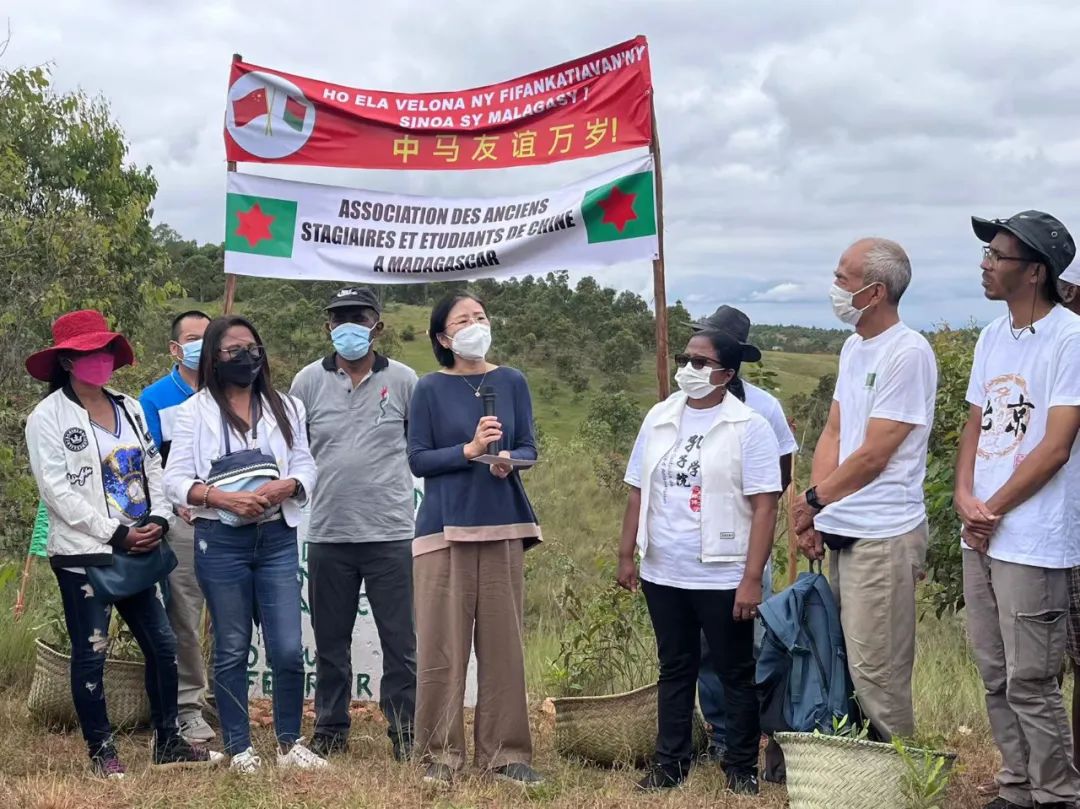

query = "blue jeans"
698;563;772;748
54;568;179;757
194;517;304;754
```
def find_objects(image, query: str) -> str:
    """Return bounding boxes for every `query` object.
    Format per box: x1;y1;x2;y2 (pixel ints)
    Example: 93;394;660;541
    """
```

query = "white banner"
247;479;480;706
223;154;657;284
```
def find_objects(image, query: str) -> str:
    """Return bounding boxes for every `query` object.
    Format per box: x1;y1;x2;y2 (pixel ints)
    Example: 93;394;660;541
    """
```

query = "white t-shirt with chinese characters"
964;305;1080;568
743;381;799;456
625;404;781;590
814;322;937;539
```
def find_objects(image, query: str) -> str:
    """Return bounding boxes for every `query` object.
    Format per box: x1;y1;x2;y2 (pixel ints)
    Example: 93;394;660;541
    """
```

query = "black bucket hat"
690;305;762;363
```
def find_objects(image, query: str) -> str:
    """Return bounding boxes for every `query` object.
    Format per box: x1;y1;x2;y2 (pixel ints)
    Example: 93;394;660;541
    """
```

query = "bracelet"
201;484;215;509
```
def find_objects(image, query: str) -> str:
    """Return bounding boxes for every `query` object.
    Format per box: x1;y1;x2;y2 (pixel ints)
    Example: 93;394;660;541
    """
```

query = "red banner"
224;37;652;170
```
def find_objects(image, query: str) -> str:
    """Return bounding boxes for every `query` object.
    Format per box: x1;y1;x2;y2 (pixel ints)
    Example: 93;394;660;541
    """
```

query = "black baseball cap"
971;210;1076;279
690;305;762;363
326;286;381;313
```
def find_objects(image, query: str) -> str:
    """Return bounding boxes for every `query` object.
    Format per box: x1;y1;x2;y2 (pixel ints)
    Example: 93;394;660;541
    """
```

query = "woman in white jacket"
163;315;322;773
24;310;219;779
616;329;781;794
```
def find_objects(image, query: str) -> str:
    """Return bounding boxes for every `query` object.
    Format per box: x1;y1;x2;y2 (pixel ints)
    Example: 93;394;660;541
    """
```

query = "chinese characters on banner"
224;37;652;169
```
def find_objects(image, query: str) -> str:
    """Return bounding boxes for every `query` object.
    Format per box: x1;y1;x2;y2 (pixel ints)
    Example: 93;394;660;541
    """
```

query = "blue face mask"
177;339;202;370
331;322;372;361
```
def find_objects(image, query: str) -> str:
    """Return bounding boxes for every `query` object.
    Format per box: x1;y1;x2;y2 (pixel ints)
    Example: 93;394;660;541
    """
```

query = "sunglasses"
674;353;726;371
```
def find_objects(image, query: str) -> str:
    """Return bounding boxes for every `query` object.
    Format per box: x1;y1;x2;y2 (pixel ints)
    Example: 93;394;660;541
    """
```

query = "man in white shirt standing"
956;211;1080;809
792;238;937;742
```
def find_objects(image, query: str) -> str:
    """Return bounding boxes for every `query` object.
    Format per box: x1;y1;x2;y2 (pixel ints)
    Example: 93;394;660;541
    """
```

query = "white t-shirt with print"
625;404;781;590
743;381;799;456
91;401;149;527
814;322;937;539
964;305;1080;568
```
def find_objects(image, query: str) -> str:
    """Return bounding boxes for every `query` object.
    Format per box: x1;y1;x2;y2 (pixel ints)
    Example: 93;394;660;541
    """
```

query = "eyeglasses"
982;246;1034;266
674;354;726;371
218;344;265;361
448;314;489;328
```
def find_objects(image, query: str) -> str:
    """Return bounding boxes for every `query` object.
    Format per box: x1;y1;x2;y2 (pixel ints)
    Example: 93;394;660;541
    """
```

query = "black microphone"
480;386;501;455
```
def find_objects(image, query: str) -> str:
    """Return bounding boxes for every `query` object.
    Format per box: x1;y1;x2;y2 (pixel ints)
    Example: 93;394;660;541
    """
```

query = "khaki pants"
166;518;208;717
413;540;532;770
963;550;1080;806
829;522;927;741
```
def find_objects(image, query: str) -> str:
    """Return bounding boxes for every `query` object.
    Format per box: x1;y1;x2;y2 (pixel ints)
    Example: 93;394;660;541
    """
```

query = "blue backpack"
756;567;857;734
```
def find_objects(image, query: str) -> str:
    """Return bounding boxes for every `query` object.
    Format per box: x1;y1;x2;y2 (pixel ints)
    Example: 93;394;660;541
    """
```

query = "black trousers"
642;579;759;772
308;540;417;741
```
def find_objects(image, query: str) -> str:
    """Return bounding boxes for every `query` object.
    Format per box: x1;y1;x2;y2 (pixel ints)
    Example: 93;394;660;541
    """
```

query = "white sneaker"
179;713;216;743
277;738;329;770
229;747;262;774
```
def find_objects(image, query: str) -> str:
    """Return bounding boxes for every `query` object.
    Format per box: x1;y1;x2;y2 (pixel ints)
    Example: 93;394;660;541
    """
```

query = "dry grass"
0;687;1005;809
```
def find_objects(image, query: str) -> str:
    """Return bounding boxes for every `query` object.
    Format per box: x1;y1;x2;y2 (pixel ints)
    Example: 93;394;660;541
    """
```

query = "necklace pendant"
475;390;481;397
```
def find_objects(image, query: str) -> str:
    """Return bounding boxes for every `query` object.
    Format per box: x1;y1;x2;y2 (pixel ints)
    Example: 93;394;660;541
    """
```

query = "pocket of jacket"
702;491;738;560
1013;608;1066;682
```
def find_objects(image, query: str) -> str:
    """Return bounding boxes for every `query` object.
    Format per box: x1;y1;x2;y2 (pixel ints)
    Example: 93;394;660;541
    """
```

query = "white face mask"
829;282;878;326
675;363;720;399
449;322;492;360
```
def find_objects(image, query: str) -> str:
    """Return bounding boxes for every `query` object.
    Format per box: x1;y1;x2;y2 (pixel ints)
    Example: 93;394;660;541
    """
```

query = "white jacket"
163;389;317;527
635;392;758;563
25;387;174;568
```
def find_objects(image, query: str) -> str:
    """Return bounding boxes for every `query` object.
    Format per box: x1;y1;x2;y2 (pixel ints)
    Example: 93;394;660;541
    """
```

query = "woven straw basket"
552;682;708;767
27;640;151;730
776;732;957;809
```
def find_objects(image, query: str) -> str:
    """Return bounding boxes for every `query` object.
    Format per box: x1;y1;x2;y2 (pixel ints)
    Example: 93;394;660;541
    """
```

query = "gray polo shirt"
290;352;418;543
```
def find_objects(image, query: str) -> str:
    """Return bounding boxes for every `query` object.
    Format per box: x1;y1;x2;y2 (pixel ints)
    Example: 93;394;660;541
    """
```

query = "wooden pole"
223;52;243;315
649;96;670;401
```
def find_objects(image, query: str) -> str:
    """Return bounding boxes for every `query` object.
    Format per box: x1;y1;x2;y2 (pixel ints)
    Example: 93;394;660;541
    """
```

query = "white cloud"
5;0;1078;329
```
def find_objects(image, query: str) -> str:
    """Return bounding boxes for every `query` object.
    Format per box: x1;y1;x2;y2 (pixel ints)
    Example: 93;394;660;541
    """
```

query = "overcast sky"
7;0;1080;328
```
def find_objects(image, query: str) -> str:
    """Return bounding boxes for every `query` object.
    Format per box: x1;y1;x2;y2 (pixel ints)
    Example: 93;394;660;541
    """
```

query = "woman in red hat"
24;310;222;778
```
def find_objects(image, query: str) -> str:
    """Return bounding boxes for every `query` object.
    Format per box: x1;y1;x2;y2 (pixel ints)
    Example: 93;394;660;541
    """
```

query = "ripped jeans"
54;568;179;758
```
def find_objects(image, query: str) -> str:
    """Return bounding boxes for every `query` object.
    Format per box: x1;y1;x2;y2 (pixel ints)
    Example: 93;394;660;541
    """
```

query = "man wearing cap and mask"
139;310;214;743
290;287;419;761
792;238;937;743
689;306;797;775
1055;260;1080;775
957;212;1080;808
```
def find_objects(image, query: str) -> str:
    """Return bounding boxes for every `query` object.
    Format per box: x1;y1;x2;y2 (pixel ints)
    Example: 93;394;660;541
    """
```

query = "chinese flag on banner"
233;89;268;128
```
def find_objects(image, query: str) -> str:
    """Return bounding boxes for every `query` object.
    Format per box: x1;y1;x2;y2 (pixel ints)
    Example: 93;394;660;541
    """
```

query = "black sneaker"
983;800;1026;809
726;768;760;795
309;733;349;758
90;746;126;780
636;763;687;791
422;762;455;787
152;733;224;769
492;762;544;786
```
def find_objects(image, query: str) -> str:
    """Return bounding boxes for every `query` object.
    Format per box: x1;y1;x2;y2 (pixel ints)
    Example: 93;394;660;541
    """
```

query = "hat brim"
972;216;1048;263
689;321;762;363
325;299;381;313
25;333;134;382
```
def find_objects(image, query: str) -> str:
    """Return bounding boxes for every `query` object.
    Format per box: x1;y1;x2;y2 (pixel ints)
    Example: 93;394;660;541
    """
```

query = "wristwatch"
292;479;304;500
805;486;825;512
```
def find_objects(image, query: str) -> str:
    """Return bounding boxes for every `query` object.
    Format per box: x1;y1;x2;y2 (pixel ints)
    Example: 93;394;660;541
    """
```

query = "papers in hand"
472;454;536;469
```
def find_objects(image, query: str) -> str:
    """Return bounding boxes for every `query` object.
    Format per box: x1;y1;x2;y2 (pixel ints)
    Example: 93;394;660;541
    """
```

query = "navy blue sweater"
407;367;541;555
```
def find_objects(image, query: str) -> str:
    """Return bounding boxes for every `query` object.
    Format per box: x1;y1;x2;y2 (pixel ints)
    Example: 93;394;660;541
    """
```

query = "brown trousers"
413;540;532;770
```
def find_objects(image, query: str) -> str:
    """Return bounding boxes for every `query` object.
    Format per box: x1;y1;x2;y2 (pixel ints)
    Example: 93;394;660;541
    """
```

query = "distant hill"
749;324;850;355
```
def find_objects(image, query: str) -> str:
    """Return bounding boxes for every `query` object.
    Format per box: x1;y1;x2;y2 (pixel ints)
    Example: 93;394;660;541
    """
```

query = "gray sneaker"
492;762;544;786
179;713;216;743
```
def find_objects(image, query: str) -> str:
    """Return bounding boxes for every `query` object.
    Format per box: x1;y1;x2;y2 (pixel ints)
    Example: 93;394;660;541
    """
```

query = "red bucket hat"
25;310;135;382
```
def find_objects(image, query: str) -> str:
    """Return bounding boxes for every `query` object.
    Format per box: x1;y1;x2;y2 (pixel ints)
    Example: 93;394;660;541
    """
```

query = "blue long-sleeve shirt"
407;366;541;556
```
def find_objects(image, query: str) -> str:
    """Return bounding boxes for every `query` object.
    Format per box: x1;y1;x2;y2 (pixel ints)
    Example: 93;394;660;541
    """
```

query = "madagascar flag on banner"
224;155;658;284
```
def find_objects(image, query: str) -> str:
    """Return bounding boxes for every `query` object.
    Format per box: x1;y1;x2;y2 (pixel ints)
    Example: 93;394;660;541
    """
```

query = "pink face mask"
69;353;115;386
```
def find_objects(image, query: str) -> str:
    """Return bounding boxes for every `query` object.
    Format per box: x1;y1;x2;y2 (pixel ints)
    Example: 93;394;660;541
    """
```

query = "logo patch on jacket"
66;466;93;486
63;427;88;452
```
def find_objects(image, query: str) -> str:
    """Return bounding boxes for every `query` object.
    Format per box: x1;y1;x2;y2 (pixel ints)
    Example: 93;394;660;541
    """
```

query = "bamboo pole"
13;553;33;619
649;96;670;401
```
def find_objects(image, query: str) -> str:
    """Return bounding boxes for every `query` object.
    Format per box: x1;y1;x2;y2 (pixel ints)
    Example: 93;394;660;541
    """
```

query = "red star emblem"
597;185;638;232
235;203;275;248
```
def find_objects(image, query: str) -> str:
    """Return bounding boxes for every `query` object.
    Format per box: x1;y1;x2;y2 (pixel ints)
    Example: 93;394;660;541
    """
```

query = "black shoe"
1033;802;1075;809
726;768;760;795
89;746;126;780
983;799;1026;809
492;762;544;785
390;728;414;763
309;733;349;758
636;763;687;791
422;762;454;786
152;733;223;769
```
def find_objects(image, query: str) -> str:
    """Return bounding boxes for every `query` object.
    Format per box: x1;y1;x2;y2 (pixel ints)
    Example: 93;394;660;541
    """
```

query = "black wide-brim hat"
691;304;762;363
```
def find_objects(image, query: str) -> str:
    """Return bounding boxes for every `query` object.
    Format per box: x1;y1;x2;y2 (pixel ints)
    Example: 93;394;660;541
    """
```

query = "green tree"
600;330;643;375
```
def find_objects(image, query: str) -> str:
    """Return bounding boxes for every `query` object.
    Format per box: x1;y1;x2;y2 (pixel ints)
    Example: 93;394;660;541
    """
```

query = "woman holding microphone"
408;293;542;787
618;328;781;795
